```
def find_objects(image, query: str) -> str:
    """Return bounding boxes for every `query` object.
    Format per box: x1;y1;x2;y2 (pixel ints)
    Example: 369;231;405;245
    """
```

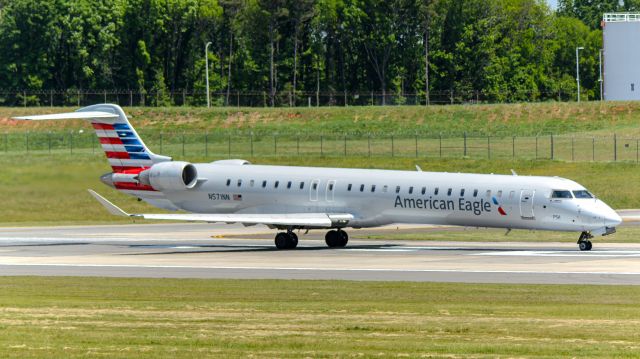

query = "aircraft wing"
88;190;353;228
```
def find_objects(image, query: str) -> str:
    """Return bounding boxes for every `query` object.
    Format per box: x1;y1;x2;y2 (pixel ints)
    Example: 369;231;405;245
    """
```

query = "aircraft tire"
325;230;340;248
275;232;290;250
337;230;348;247
288;232;299;249
578;240;592;251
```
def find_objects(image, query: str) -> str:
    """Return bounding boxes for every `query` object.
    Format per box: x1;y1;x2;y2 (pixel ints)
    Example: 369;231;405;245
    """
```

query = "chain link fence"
1;89;583;107
2;131;636;162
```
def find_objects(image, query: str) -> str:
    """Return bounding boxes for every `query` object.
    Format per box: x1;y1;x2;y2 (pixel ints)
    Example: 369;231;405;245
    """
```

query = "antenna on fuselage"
415;165;423;172
511;169;518;176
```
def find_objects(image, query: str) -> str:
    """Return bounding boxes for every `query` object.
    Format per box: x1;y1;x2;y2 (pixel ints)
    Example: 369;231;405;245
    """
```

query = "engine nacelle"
138;161;198;191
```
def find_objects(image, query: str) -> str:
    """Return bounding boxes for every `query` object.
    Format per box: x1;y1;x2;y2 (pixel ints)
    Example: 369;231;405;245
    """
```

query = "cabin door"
519;189;535;219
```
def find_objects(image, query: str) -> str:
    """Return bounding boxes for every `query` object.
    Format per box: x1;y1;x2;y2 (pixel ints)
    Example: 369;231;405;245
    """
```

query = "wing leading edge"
88;190;353;228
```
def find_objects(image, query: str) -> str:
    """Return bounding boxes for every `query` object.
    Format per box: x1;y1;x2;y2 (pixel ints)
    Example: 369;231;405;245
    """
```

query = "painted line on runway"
473;250;640;257
0;262;639;276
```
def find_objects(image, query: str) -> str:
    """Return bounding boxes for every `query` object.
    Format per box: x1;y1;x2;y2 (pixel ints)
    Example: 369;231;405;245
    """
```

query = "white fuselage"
146;161;621;233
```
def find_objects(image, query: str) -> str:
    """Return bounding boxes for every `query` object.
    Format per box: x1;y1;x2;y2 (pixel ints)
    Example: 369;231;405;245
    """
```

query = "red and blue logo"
492;196;507;216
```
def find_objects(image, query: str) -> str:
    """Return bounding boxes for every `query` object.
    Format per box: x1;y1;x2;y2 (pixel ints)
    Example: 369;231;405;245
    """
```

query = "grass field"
4;102;640;136
0;277;637;358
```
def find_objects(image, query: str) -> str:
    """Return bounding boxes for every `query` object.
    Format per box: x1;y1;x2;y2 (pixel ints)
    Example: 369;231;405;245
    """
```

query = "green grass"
1;153;640;226
0;277;638;358
4;101;640;136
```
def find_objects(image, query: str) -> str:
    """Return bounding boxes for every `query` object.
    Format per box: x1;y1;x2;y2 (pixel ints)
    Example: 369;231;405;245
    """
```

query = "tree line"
0;0;638;106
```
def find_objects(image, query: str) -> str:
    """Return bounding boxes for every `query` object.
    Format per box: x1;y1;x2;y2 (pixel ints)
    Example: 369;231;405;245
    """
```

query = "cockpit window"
551;190;573;199
573;190;594;199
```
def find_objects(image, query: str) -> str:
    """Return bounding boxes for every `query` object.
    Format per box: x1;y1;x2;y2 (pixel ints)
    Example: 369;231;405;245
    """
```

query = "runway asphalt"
0;223;639;285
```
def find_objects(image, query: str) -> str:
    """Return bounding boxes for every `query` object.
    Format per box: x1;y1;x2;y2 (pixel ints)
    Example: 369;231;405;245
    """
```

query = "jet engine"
138;161;198;191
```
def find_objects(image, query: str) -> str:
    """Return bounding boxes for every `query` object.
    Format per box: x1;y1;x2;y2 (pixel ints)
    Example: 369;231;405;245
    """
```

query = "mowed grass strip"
1;153;640;226
3;102;640;136
0;277;638;358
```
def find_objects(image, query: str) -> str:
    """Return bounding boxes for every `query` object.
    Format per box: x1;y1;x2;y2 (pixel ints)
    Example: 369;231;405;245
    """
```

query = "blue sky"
548;0;558;9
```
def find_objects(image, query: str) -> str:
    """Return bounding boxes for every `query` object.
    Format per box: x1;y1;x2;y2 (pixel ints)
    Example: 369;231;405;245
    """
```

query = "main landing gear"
273;229;349;249
577;231;593;251
325;229;348;248
274;230;298;250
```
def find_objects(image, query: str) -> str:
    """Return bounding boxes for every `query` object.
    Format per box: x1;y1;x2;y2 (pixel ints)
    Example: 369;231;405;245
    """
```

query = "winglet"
88;189;130;217
415;165;423;172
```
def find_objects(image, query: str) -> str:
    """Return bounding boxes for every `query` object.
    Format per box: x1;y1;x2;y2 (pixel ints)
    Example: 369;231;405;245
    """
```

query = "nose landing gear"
577;231;593;251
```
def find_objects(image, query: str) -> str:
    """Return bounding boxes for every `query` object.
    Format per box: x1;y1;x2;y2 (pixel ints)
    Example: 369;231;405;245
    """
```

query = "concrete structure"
603;13;640;101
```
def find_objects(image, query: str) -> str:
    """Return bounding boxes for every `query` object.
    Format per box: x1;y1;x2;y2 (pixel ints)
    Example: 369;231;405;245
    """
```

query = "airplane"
14;104;622;251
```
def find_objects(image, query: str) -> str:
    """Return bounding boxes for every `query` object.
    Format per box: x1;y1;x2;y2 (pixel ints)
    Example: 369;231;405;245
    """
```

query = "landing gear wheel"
577;232;594;251
275;232;290;250
337;230;348;247
288;232;298;249
325;230;348;248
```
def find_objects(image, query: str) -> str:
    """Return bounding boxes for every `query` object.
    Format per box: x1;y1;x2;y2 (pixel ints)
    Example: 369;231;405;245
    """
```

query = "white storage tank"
603;13;640;101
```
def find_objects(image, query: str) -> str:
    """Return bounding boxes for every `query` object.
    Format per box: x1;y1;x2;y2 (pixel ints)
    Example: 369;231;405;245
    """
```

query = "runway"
0;223;639;285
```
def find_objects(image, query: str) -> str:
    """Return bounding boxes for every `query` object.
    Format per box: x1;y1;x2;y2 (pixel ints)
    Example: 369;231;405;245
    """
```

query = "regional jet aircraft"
15;104;622;251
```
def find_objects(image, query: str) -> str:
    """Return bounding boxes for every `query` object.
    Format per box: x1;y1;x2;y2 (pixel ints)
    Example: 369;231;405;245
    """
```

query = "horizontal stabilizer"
13;111;119;121
88;189;354;228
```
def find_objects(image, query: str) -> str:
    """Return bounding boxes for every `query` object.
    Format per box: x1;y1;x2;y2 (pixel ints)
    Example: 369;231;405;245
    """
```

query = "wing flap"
88;190;353;227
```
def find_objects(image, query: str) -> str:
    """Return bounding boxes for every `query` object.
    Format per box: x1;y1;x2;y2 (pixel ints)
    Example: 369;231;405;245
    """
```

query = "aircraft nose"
606;211;623;227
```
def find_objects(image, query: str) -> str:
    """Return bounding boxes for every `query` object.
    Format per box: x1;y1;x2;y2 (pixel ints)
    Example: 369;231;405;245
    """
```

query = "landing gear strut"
325;229;348;248
577;231;593;251
275;230;298;250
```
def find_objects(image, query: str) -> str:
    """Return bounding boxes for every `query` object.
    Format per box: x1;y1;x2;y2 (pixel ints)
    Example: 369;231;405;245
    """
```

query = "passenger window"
300;182;304;189
435;188;439;195
486;190;491;197
348;184;352;191
409;186;413;194
287;181;292;189
497;190;502;198
396;186;401;193
250;180;255;187
371;185;376;192
329;183;334;191
360;184;365;192
237;179;242;187
262;181;267;188
274;181;279;188
312;182;318;190
473;189;478;197
421;187;426;195
460;189;465;197
226;179;231;186
509;191;514;199
383;185;388;193
447;188;452;196
551;190;573;199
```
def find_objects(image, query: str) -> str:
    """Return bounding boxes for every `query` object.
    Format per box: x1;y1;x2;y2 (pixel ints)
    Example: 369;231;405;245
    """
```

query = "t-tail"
14;104;173;201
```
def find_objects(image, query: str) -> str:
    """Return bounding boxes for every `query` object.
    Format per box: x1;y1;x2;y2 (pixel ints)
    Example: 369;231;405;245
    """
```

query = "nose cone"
598;200;622;227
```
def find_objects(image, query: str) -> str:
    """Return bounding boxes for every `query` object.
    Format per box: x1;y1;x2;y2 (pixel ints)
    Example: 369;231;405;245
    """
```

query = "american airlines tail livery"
15;104;621;251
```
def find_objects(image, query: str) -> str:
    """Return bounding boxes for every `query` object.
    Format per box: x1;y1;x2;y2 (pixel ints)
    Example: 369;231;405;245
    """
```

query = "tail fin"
14;104;170;172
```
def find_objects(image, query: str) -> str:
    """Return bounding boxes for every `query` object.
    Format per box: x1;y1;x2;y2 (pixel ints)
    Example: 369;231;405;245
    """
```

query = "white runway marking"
0;262;639;276
474;250;640;257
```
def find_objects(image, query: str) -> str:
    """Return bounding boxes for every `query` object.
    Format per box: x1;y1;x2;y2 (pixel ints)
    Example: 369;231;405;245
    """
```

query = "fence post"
571;137;575;161
23;90;26;107
487;136;490;159
250;132;254;157
344;135;347;156
183;89;186;106
205;132;208;157
463;132;467;157
450;90;453;105
130;90;133;107
391;135;394;157
614;134;617;161
50;90;53;107
237;91;240;108
104;90;107;103
550;134;554;160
